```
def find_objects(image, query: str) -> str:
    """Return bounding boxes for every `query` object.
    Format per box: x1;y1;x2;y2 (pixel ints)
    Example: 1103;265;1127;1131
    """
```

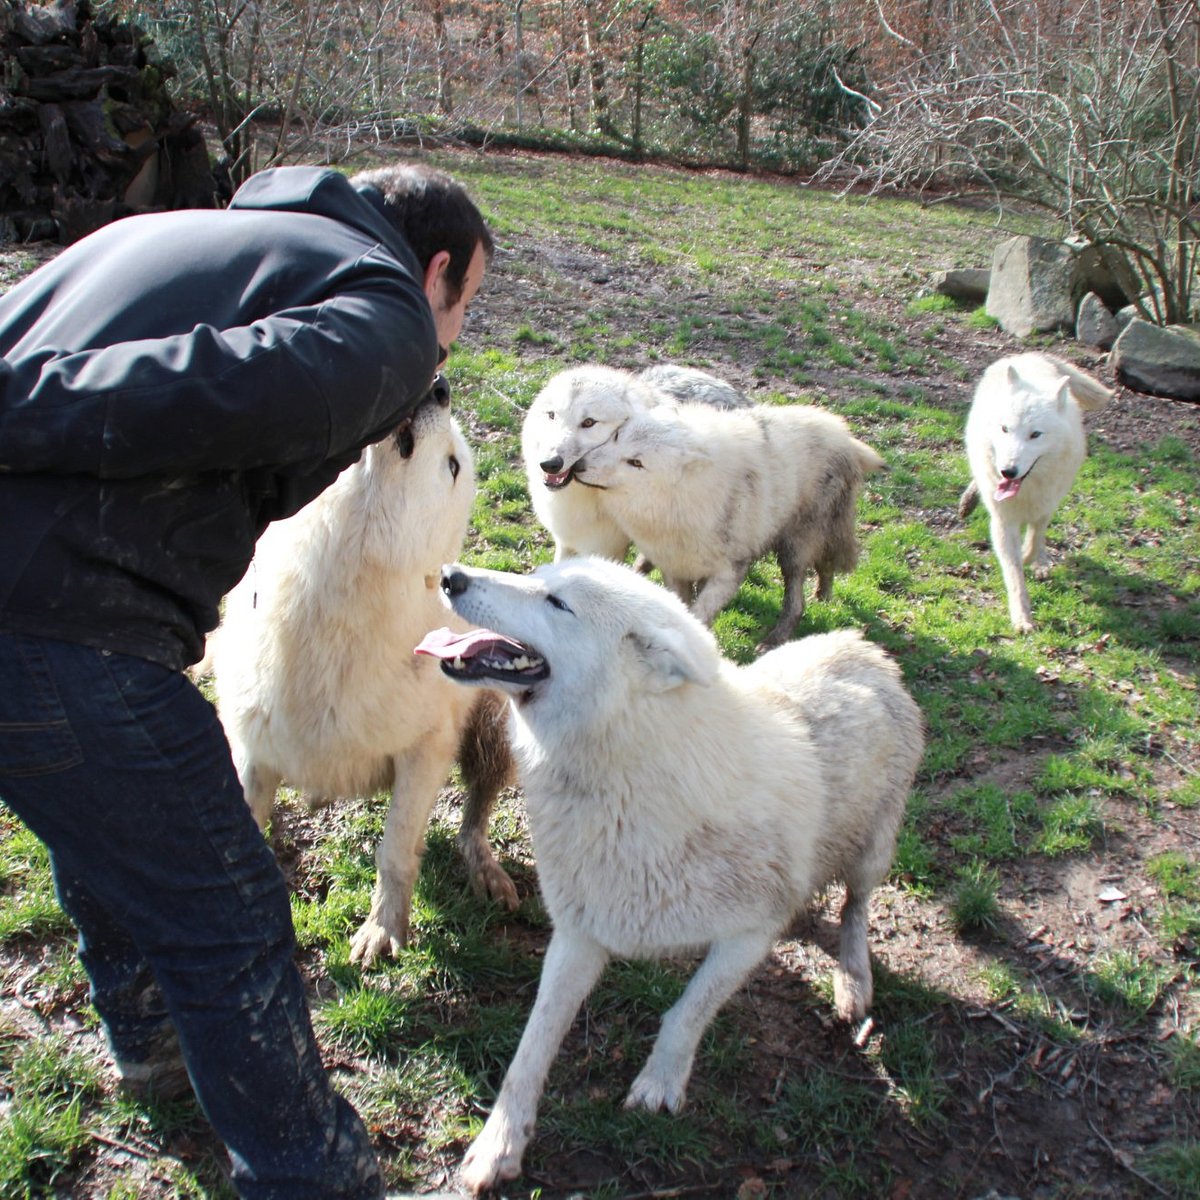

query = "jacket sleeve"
0;252;439;479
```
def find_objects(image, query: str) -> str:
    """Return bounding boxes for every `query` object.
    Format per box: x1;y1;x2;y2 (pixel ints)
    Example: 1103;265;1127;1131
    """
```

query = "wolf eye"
1000;425;1009;434
448;454;460;479
627;458;644;469
547;411;556;421
1029;431;1042;439
546;593;573;612
580;417;596;428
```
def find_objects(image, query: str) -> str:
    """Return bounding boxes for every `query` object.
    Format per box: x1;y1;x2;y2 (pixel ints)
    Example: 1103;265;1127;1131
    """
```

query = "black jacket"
0;166;440;669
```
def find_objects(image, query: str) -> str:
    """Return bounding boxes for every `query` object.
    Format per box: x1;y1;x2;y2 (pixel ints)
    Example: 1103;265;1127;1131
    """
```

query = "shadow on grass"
1063;550;1200;654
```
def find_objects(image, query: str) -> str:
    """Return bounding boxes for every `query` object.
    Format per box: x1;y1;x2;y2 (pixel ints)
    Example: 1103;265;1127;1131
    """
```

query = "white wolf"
522;364;749;561
959;352;1112;632
574;400;886;650
212;390;518;966
415;556;924;1194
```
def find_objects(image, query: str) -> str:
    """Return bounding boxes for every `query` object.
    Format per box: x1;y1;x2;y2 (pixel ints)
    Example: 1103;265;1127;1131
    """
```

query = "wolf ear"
625;624;719;692
1055;379;1071;412
1006;364;1022;390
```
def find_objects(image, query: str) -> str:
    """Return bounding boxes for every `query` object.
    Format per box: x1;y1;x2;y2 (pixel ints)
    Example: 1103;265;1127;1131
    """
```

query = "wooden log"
19;64;140;103
12;2;79;46
61;98;140;164
36;101;72;185
2;0;221;241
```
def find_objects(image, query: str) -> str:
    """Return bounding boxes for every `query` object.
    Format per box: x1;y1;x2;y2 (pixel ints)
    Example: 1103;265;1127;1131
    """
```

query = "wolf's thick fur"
211;394;517;966
417;556;923;1193
959;352;1112;632
522;364;748;561
575;400;885;650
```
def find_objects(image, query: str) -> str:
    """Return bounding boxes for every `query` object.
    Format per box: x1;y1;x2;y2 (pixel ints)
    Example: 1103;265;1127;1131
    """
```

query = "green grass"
0;1035;100;1198
948;861;1003;935
0;815;74;943
1;147;1197;1197
1146;1140;1200;1198
1086;950;1176;1020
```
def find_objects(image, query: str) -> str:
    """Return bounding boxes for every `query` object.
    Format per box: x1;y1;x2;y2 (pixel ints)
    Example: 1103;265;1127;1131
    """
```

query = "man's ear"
626;624;719;693
423;249;452;305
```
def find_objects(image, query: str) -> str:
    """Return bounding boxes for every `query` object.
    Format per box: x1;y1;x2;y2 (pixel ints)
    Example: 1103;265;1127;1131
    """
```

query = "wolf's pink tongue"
994;477;1021;501
415;626;523;659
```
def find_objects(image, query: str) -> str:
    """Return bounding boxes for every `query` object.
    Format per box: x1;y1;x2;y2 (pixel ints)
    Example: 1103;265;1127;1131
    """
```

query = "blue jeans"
0;632;384;1200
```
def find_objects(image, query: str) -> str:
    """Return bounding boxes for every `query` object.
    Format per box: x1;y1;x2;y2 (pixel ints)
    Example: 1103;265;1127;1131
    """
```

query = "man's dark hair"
350;164;494;303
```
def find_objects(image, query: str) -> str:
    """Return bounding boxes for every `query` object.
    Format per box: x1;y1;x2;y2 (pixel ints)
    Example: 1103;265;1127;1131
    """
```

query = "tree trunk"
561;0;582;132
631;5;654;156
514;0;525;130
433;0;452;115
736;30;761;168
581;0;617;137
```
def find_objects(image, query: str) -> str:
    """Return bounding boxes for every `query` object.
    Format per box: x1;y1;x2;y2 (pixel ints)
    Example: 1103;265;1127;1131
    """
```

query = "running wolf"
959;352;1112;632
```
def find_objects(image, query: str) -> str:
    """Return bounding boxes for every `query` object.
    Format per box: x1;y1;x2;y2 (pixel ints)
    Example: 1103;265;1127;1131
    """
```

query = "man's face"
425;241;487;363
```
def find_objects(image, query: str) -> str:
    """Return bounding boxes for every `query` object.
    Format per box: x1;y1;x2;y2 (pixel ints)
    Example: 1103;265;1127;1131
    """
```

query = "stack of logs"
1;0;224;244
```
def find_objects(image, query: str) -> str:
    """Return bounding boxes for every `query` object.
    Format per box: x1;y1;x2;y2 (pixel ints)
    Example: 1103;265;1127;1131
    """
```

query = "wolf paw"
624;1067;688;1114
348;915;407;966
471;858;520;911
833;968;871;1023
461;1118;525;1194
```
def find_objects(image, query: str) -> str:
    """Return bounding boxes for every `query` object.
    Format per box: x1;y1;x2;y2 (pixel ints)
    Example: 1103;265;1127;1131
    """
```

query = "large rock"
1076;291;1118;350
1111;318;1200;402
1066;238;1138;311
986;236;1079;337
931;267;990;304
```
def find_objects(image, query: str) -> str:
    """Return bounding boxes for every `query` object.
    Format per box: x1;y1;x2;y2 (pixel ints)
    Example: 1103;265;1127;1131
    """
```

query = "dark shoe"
112;1026;193;1103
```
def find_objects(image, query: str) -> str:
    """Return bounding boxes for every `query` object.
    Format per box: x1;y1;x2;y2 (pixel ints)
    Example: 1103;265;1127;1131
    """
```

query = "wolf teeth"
452;652;544;673
483;653;543;672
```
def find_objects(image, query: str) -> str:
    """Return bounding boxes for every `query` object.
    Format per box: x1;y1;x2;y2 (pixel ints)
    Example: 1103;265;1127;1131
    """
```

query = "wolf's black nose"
441;566;469;597
429;373;451;407
1000;466;1018;479
540;455;564;473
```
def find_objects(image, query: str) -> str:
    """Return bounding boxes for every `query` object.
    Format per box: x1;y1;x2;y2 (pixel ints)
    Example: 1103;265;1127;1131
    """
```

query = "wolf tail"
1052;357;1114;412
851;437;887;475
957;480;980;520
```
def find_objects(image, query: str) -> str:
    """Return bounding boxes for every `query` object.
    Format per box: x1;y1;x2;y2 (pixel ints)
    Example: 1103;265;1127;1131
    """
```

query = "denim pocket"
0;636;85;778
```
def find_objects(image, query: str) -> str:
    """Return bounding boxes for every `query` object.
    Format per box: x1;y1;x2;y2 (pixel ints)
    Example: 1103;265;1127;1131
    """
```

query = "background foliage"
97;0;1200;319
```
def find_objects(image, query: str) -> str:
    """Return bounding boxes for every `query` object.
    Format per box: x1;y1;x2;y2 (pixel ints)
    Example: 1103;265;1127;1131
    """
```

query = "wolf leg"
757;538;810;652
1023;516;1053;578
990;512;1033;632
832;887;875;1021
456;692;519;911
461;931;609;1194
349;724;459;966
626;928;776;1113
690;565;749;627
238;761;281;831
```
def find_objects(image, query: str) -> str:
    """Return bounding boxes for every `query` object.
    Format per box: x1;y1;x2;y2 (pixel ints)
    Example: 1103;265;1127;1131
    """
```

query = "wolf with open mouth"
417;555;924;1195
958;352;1112;632
521;363;749;561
